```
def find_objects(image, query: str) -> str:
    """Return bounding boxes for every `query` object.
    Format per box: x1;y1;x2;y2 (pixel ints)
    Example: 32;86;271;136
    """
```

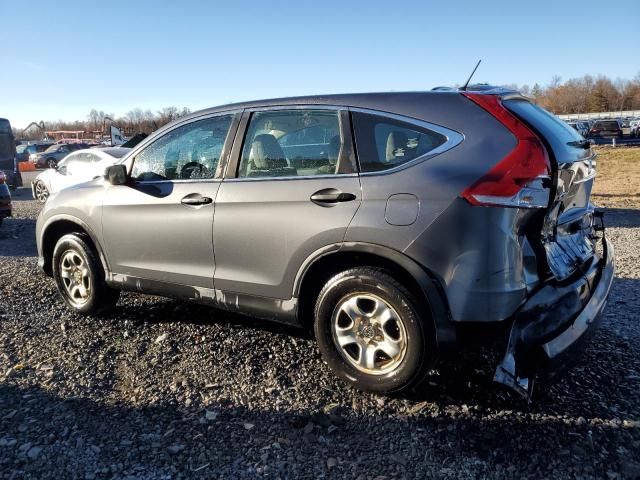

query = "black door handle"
310;188;357;206
181;194;213;206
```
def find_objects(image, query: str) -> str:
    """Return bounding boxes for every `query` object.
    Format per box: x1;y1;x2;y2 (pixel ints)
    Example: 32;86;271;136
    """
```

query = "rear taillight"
0;172;6;184
461;93;551;208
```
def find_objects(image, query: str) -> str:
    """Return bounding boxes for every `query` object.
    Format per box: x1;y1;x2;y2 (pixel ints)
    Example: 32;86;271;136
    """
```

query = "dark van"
0;118;22;189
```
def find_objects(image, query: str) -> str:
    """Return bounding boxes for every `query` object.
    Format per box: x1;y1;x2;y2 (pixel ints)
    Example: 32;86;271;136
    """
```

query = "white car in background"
32;147;130;203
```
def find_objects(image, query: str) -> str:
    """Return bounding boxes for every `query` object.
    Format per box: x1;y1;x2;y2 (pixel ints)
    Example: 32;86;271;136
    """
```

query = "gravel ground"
1;182;639;479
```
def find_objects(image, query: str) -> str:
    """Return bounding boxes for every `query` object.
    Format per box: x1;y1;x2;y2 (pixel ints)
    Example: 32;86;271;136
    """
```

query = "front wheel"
314;267;434;394
52;234;120;315
34;180;49;203
47;158;56;169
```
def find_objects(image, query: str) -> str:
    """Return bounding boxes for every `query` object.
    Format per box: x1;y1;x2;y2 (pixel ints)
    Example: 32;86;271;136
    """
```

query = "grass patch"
592;147;640;209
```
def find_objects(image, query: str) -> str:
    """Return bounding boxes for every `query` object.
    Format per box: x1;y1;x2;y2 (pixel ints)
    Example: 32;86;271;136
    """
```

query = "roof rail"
431;84;522;96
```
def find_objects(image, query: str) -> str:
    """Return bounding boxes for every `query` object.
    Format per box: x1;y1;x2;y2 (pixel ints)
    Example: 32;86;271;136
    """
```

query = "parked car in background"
16;142;54;163
629;119;640;138
578;121;591;136
30;143;90;169
32;147;130;203
567;121;588;137
588;119;623;139
36;87;614;400
0;171;11;227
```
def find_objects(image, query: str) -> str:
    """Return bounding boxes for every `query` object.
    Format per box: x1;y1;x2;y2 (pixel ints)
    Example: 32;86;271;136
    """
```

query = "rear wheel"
314;267;434;394
52;234;120;315
34;180;49;203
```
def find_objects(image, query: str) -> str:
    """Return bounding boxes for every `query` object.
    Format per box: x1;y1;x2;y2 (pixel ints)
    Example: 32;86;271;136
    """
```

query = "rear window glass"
504;99;586;162
352;112;446;173
594;121;618;129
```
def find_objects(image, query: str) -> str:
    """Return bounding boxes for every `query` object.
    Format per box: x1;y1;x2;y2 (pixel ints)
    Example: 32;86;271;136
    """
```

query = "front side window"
238;109;342;178
352;112;447;173
131;115;233;181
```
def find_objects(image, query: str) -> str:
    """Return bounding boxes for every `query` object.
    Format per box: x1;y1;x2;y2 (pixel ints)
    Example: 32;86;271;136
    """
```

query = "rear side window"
351;112;446;173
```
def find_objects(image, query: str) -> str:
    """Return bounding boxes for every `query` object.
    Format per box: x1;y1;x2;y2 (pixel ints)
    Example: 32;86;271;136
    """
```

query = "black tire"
314;267;434;394
52;234;120;315
47;158;56;169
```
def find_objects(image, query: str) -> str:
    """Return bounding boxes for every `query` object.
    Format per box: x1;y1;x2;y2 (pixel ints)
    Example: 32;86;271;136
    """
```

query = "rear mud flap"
494;223;613;401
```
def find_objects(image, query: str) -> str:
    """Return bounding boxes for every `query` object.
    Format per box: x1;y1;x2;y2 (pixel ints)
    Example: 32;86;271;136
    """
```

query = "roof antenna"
460;60;482;91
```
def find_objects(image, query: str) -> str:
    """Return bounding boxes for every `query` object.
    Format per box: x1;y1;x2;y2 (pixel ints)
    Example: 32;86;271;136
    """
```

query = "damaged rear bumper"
494;235;615;399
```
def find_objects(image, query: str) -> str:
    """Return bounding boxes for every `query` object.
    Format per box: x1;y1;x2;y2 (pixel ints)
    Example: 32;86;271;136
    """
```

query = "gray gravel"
1;185;639;479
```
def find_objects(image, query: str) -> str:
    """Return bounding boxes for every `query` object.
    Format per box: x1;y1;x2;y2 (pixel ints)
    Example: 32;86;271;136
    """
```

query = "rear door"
213;107;361;299
102;112;239;288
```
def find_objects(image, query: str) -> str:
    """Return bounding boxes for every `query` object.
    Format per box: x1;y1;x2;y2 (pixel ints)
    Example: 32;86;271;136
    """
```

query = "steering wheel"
180;162;209;179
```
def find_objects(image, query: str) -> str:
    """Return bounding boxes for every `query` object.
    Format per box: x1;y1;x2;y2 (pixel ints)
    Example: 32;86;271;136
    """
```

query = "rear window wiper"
567;139;592;149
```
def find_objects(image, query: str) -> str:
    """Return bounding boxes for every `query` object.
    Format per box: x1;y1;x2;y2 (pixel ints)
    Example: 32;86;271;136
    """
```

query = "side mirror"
104;164;128;185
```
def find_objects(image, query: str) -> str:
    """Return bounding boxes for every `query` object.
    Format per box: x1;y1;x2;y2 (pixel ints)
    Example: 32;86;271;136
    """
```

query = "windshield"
16;145;26;154
108;148;130;159
595;121;618;129
44;144;60;153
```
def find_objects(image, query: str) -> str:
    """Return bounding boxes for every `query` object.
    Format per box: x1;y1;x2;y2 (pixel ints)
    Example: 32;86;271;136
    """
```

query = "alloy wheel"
59;250;91;306
35;181;49;203
331;293;407;375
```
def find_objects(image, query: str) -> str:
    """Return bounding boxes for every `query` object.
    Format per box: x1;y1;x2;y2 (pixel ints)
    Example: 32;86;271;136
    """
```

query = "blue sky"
2;0;639;127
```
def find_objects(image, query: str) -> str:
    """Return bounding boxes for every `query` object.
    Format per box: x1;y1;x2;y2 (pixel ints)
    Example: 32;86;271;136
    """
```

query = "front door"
102;113;238;288
213;107;361;299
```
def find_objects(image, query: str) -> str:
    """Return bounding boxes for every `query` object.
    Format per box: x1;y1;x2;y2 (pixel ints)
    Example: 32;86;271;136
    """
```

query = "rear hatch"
591;120;621;138
503;98;598;281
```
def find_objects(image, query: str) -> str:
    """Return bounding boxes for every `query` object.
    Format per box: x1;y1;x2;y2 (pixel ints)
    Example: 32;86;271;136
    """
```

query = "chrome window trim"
349;107;465;176
223;173;358;183
133;178;223;185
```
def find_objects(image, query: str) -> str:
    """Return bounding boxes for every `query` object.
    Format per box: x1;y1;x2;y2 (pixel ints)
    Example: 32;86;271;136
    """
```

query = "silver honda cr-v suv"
35;86;614;399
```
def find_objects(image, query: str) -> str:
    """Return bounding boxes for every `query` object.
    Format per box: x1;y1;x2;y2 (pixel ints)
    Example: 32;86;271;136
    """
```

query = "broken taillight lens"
461;93;551;208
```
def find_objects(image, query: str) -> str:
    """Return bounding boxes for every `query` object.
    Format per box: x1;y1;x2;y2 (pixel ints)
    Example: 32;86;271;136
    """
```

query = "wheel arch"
41;216;109;278
294;242;456;350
